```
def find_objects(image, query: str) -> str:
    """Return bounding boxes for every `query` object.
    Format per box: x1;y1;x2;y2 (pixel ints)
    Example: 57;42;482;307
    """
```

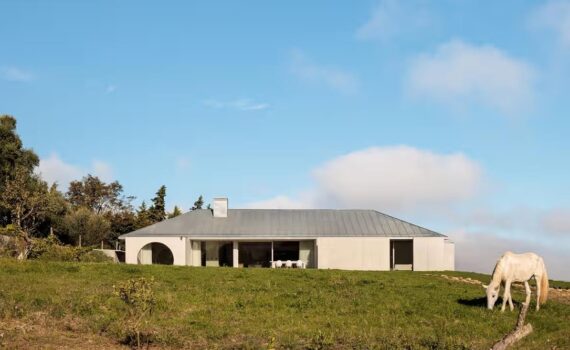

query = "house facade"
119;198;455;271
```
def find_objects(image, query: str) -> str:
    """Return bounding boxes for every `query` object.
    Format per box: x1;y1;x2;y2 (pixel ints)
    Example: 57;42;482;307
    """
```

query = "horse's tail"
539;258;549;304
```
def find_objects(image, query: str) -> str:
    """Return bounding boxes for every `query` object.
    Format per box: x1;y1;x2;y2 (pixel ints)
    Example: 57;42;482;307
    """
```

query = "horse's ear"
482;284;488;289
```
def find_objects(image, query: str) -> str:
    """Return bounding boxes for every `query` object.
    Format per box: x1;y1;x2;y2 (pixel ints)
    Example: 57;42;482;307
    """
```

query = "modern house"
119;198;455;271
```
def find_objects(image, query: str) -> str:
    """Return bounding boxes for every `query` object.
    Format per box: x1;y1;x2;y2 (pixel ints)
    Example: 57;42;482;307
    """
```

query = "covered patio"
192;240;315;268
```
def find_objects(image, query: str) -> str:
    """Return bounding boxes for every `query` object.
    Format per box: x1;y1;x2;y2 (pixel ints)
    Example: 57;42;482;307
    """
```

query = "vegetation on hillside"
0;115;204;258
0;260;568;349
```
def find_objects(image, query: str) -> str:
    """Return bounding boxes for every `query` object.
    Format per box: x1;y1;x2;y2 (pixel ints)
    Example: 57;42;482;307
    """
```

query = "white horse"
483;251;549;312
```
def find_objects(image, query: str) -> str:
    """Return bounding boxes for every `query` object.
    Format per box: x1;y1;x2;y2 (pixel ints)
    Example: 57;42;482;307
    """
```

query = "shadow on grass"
458;296;499;308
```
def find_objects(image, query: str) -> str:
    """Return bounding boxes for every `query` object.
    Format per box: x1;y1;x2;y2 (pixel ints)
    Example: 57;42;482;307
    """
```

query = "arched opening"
137;242;174;265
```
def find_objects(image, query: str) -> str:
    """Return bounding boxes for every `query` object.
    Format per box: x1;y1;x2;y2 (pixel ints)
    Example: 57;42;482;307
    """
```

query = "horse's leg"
535;275;541;311
524;281;531;306
508;288;514;311
501;280;511;312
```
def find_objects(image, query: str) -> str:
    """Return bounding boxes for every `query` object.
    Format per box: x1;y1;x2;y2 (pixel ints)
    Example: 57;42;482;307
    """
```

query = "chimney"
213;197;228;218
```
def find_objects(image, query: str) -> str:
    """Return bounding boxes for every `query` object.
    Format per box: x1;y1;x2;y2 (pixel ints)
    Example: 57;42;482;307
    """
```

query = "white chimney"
213;197;228;218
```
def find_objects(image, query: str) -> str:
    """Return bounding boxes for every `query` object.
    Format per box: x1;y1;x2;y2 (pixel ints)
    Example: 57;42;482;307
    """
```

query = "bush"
81;250;113;263
0;225;27;258
27;235;111;262
114;277;156;348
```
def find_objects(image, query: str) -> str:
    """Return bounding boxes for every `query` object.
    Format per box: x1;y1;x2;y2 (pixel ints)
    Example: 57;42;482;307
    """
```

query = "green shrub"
28;235;103;262
81;250;113;263
114;277;156;348
0;225;26;258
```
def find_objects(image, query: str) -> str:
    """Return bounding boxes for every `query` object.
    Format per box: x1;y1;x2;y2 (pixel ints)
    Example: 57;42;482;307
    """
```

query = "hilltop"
0;260;569;349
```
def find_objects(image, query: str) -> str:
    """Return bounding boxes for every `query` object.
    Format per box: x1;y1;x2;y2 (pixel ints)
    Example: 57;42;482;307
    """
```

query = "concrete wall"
191;240;201;266
125;236;186;266
124;236;454;271
413;237;446;271
444;239;455;271
316;237;390;270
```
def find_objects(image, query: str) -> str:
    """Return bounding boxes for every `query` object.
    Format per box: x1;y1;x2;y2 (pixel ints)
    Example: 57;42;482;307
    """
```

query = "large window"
200;241;233;267
273;241;300;261
238;242;271;268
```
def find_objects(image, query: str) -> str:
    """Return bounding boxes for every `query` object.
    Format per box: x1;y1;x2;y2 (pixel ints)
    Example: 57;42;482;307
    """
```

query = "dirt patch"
0;313;127;350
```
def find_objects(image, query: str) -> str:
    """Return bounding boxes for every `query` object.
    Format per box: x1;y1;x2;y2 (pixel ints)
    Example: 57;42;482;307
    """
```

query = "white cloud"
356;0;432;41
203;98;270;111
247;146;483;214
407;40;536;114
312;146;482;213
1;66;34;82
91;160;113;182
530;1;570;48
36;153;113;188
290;50;359;94
451;229;570;281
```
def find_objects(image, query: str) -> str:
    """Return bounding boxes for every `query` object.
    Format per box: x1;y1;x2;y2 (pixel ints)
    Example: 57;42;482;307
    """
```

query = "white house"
119;198;455;271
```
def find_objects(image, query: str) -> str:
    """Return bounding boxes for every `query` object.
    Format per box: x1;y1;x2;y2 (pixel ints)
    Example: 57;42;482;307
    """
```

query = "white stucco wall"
413;237;446;271
125;236;187;266
123;235;454;271
444;239;455;271
316;237;391;270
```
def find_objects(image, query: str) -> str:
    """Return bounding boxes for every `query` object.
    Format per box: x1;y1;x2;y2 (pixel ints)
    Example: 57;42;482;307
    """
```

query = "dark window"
273;241;300;261
238;242;271;268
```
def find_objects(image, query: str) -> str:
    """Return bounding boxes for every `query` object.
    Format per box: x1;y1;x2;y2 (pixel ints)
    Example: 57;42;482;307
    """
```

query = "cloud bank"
407;40;536;114
248;146;483;214
36;153;113;188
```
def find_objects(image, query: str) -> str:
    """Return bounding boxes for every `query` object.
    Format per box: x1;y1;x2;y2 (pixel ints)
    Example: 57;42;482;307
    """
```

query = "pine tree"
136;201;152;228
168;205;182;219
149;185;167;223
191;195;204;211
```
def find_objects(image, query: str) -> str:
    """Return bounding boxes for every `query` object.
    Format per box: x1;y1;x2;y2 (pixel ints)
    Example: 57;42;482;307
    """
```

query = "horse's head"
483;284;499;309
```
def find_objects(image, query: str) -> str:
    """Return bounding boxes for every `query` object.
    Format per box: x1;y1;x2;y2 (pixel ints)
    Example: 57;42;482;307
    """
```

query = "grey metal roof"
119;209;445;238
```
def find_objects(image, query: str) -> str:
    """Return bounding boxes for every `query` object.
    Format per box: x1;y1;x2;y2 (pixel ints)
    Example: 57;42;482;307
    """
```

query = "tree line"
0;115;206;258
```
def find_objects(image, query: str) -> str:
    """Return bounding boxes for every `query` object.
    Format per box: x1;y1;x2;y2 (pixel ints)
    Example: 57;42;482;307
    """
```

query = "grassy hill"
0;260;569;349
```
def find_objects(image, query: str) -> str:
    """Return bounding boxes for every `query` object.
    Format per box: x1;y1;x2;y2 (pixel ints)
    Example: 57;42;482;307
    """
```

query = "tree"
0;115;40;227
168;205;182;219
191;195;204;210
36;183;69;238
106;209;137;245
0;167;51;258
0;115;39;183
67;175;132;214
135;201;152;229
62;207;111;246
148;185;166;223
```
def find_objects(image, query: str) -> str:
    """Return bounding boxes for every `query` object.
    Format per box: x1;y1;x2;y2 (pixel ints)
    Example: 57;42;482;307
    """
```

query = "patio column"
232;241;239;268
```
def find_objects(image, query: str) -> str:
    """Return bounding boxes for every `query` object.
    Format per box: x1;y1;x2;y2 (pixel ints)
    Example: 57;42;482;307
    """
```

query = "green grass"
0;259;569;349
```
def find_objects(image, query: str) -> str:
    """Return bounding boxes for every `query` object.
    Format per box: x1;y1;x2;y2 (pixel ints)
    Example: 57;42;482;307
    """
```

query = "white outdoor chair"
296;260;304;269
285;260;292;268
275;260;283;268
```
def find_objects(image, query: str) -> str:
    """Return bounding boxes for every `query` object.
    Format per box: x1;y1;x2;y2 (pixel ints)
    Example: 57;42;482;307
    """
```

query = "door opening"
390;239;413;270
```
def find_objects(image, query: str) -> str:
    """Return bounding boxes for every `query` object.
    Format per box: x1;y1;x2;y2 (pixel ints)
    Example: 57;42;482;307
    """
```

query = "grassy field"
0;259;569;349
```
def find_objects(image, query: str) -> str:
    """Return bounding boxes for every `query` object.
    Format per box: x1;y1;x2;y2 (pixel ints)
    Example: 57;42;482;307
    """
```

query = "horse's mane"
490;256;505;286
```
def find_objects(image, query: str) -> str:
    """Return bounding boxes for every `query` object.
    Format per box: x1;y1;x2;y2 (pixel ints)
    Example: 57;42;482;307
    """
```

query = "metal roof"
119;209;445;239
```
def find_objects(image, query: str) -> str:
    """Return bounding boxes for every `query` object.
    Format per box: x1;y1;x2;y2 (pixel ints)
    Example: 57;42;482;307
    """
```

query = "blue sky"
1;1;569;278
